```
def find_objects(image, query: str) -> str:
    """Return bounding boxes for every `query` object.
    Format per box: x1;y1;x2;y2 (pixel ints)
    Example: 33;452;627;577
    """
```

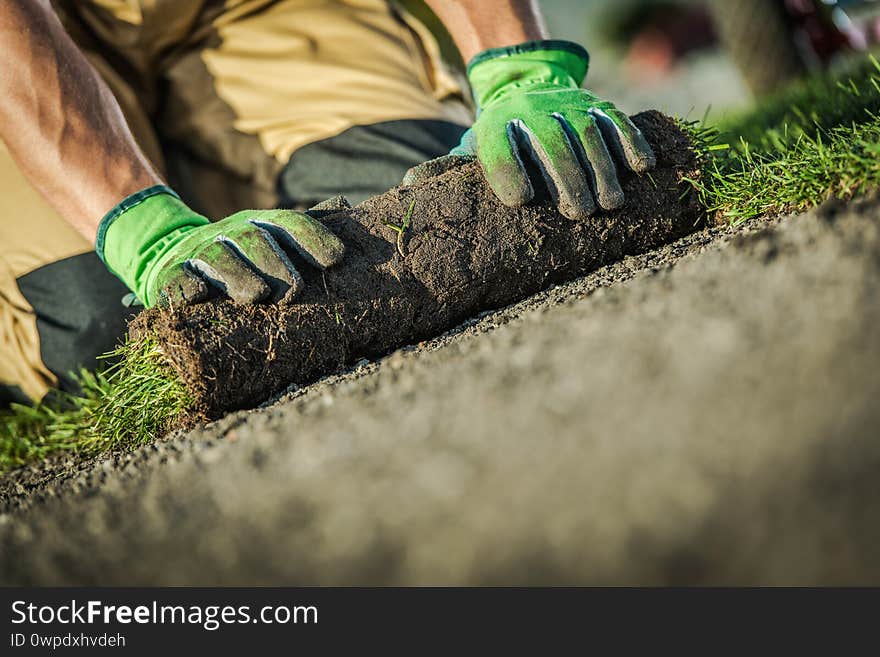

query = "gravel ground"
1;195;879;585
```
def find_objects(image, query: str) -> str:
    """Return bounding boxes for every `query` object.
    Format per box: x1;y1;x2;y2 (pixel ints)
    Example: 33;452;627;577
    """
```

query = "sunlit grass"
686;55;880;224
0;338;190;473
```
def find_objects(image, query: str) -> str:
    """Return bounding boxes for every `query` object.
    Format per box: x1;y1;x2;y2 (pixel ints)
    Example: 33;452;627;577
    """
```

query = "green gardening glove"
405;40;656;220
96;185;345;307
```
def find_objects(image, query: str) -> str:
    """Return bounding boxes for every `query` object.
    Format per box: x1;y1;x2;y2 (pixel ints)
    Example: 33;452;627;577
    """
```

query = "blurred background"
536;0;880;121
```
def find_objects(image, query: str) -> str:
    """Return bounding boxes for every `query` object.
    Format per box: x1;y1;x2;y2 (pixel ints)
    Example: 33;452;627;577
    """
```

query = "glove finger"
510;116;596;220
224;224;305;303
188;239;270;305
403;154;474;187
157;265;211;308
251;211;345;270
567;112;625;211
590;108;656;174
476;120;534;207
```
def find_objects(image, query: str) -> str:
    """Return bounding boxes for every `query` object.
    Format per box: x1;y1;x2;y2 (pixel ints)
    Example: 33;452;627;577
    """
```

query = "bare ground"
1;194;879;585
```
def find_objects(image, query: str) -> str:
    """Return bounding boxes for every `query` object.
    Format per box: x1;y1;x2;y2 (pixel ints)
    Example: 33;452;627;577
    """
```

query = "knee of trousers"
277;118;469;208
1;253;137;405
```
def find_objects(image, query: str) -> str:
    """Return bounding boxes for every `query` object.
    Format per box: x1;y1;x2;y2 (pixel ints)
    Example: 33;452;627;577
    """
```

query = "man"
0;0;655;404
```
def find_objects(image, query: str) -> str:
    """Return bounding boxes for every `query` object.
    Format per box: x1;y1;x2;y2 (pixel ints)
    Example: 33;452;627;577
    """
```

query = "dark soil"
131;111;702;420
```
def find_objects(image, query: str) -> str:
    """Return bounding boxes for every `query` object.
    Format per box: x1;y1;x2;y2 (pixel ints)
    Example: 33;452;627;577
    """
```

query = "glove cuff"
466;39;589;75
466;40;590;109
97;185;209;304
95;184;181;266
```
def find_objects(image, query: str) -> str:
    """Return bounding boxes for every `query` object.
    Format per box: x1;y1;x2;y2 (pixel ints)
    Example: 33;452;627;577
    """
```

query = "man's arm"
0;0;161;242
422;0;549;62
0;1;343;308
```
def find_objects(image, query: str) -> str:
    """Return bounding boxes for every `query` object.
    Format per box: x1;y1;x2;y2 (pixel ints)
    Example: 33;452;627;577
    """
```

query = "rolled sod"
130;111;703;421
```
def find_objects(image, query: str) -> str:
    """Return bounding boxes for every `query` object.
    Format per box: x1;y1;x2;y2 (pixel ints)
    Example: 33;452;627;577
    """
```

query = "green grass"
0;338;190;472
687;55;880;224
718;56;880;152
4;56;880;474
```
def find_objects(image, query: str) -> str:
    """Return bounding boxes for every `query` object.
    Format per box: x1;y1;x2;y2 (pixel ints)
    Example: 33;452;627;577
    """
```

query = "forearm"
0;0;161;242
424;0;549;63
